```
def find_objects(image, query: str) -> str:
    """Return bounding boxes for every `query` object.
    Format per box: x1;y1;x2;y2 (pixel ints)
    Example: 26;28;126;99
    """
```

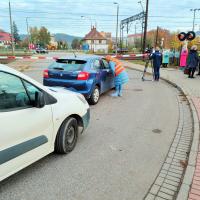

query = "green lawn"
0;49;33;56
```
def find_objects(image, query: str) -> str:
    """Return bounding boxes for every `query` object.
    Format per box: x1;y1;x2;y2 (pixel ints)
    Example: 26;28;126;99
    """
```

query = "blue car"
43;55;115;104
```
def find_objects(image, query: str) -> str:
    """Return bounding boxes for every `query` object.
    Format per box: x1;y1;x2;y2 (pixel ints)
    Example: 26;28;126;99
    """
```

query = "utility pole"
126;23;129;48
140;21;144;52
190;9;200;31
143;0;149;53
122;25;124;49
155;26;159;47
26;17;30;50
120;23;123;49
114;2;119;55
138;1;145;52
9;0;15;55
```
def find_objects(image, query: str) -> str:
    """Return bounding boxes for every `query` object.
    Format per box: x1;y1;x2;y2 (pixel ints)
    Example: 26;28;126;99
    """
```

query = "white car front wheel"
55;117;78;154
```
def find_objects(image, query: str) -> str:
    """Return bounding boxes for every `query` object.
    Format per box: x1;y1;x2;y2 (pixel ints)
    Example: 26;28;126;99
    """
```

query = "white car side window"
23;80;41;102
0;72;30;111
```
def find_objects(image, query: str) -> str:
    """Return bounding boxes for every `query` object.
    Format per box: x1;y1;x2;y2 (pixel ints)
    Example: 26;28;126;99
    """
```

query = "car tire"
55;117;78;154
88;86;100;105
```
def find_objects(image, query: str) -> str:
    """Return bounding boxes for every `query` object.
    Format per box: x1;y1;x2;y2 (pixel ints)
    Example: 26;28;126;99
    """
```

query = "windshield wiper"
53;67;64;71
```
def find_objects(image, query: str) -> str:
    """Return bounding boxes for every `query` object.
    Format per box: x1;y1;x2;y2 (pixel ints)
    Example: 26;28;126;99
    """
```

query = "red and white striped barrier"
0;54;149;60
114;53;149;60
0;56;59;60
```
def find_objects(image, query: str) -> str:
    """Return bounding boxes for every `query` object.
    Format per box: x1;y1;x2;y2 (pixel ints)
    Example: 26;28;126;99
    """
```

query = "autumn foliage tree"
29;26;51;47
147;28;171;48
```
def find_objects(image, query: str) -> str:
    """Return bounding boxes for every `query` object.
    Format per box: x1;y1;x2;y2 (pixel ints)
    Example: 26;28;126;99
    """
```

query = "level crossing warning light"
178;31;196;41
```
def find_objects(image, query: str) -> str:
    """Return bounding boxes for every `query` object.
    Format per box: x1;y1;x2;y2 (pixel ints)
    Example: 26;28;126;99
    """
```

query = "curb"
126;65;199;200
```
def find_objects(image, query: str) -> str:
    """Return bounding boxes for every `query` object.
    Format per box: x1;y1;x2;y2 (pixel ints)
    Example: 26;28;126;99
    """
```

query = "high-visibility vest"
115;64;125;76
109;57;125;76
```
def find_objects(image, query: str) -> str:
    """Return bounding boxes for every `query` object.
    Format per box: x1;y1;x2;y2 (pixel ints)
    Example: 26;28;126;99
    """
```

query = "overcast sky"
0;0;200;37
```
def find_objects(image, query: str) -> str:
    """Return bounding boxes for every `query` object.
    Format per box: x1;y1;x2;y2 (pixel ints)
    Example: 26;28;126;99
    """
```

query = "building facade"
82;27;108;53
0;31;12;47
127;34;142;46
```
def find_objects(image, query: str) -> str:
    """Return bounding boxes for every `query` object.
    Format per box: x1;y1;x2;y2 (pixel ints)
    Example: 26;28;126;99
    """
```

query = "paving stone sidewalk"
125;62;200;200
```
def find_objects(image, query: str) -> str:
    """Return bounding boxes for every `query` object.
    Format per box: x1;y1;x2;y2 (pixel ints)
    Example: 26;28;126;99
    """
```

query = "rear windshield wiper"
53;67;64;71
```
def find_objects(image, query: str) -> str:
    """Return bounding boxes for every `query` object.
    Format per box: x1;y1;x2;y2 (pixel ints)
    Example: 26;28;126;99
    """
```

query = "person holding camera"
150;47;162;81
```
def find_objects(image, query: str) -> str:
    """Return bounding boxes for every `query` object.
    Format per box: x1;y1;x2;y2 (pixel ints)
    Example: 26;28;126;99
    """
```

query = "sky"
0;0;200;37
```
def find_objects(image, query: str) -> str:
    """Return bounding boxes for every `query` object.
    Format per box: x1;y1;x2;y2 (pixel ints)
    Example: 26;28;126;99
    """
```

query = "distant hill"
54;33;82;44
19;33;82;44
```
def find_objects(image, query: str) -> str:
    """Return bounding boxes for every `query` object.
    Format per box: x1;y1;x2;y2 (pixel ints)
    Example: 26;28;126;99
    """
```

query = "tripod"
142;57;154;81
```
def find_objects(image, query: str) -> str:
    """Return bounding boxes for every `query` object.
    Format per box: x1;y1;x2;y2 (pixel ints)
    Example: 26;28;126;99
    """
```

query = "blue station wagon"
43;56;115;104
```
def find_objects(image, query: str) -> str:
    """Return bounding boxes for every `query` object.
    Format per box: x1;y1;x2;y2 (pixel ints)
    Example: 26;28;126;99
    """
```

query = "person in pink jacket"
179;46;188;70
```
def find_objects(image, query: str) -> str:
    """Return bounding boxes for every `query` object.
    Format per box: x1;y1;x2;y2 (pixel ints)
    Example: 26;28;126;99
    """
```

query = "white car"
0;64;90;181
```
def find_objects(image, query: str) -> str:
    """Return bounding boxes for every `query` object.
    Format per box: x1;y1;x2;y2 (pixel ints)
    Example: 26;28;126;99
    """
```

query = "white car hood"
46;86;77;96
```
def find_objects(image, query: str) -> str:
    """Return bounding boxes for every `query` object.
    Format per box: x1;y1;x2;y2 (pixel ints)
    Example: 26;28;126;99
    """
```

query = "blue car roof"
57;55;103;62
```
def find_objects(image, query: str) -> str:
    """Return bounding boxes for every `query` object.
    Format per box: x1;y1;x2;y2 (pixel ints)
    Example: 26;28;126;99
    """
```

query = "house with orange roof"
0;31;13;47
82;27;108;53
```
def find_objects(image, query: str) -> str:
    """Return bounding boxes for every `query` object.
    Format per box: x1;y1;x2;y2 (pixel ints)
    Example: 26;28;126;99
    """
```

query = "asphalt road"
1;54;179;200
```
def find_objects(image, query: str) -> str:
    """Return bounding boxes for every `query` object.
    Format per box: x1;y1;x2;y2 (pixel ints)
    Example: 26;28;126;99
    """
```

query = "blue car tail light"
77;72;90;80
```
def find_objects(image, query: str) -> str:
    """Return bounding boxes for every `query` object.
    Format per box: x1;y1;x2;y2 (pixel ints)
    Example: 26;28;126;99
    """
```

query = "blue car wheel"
88;86;100;105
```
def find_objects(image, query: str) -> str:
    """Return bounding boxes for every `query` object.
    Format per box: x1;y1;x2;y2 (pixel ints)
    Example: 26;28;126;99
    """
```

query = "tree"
57;41;68;50
169;32;182;50
13;21;20;43
29;26;51;47
38;26;51;47
71;38;80;49
147;28;171;49
19;38;29;48
29;27;39;44
134;38;142;49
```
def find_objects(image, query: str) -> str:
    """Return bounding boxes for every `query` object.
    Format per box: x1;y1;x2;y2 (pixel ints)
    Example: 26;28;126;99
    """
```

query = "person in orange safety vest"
105;55;129;97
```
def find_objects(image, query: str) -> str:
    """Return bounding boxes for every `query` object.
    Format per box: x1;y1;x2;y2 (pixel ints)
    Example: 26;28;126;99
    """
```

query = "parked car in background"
36;47;48;54
43;55;115;105
0;64;90;181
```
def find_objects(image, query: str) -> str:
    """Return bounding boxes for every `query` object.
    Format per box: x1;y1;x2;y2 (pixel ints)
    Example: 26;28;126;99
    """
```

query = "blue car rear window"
49;59;86;72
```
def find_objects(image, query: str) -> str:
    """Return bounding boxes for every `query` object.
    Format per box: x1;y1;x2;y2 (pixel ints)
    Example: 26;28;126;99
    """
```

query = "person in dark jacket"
150;47;162;81
197;52;200;75
187;45;199;78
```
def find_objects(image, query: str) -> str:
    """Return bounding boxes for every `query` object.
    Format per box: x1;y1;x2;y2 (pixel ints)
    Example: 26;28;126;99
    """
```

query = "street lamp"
190;8;200;31
81;16;93;29
138;1;144;12
114;2;119;55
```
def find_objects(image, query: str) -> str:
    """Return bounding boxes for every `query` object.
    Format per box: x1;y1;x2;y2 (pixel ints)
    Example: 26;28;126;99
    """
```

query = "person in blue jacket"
105;55;129;97
187;45;199;78
150;47;162;81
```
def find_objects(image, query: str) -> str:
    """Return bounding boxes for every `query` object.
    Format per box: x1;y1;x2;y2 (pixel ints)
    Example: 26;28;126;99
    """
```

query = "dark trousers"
188;68;196;78
162;63;168;68
154;66;160;80
198;63;200;75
